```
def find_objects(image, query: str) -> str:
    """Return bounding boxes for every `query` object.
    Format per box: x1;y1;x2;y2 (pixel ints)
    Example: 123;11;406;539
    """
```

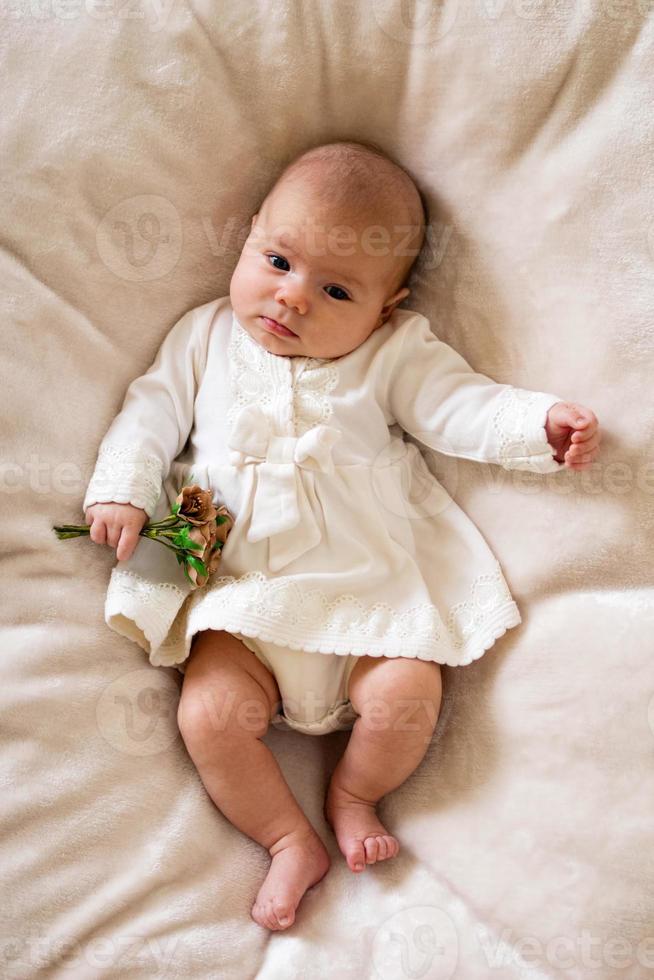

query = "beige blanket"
2;2;652;977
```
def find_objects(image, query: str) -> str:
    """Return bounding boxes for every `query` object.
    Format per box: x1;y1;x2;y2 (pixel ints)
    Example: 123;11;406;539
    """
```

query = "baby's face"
229;181;410;359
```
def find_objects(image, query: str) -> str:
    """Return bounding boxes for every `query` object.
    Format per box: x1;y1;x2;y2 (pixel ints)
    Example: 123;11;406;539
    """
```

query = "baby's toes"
251;902;271;930
364;836;381;863
261;901;283;931
273;904;295;930
347;840;366;872
371;836;398;862
380;835;399;860
266;911;279;931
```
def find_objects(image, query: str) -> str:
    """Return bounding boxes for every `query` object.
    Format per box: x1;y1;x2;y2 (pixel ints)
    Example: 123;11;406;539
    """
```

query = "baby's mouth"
260;316;298;338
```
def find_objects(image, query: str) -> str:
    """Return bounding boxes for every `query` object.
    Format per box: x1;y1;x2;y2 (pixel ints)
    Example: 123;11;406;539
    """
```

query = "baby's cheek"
229;270;246;309
229;257;257;307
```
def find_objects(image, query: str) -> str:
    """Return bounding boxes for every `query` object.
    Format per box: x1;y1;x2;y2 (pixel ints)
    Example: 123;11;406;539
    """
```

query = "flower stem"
145;516;182;530
139;530;181;552
52;524;91;535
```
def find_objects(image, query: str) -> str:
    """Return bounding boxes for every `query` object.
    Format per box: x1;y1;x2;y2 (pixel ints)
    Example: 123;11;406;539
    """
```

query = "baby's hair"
263;138;429;293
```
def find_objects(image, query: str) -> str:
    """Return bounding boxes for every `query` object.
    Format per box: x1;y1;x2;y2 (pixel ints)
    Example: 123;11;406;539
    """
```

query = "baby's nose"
275;282;308;314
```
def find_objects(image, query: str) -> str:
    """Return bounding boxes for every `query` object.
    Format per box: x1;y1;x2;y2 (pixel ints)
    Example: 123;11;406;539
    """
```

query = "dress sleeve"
385;315;567;474
83;307;204;518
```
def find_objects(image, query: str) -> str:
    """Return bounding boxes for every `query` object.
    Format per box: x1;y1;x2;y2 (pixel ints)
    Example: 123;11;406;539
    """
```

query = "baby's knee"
177;670;271;750
350;657;442;736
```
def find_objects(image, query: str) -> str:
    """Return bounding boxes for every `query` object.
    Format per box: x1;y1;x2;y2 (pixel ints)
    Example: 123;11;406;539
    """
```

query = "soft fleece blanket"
2;2;653;977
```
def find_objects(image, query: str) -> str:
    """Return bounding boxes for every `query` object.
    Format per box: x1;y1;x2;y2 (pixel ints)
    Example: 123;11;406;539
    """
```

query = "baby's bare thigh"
181;629;282;727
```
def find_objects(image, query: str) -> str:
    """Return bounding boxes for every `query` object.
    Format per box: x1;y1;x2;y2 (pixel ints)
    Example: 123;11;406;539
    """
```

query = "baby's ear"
379;287;410;325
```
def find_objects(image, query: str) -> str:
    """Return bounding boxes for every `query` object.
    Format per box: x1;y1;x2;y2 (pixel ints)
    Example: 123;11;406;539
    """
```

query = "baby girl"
84;140;601;932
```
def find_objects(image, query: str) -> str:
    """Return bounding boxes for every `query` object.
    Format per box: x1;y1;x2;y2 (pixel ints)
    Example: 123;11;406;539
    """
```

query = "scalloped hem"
106;612;151;655
105;599;176;657
105;568;189;658
148;600;522;673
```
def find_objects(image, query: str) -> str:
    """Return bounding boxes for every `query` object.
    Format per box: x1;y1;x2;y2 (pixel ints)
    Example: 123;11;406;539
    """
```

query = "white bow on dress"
227;404;341;571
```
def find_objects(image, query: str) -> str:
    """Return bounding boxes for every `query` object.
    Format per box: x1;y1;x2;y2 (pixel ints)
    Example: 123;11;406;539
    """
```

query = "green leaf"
185;554;207;576
173;525;198;550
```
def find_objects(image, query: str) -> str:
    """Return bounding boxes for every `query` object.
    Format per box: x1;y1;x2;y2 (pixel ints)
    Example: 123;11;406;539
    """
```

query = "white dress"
83;295;566;677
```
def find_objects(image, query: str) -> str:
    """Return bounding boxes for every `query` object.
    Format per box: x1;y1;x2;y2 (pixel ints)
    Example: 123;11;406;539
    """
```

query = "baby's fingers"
89;519;107;545
567;434;601;459
565;446;599;468
571;425;601;444
116;526;140;562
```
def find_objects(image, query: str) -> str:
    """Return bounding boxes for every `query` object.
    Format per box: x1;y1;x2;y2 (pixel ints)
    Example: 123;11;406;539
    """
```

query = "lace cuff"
493;388;566;473
83;443;164;517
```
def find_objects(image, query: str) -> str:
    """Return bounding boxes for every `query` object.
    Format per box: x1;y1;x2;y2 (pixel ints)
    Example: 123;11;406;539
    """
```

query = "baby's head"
230;140;427;359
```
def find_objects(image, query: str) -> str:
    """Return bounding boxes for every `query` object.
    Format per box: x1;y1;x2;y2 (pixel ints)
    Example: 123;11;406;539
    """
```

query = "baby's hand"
85;502;149;561
545;402;601;470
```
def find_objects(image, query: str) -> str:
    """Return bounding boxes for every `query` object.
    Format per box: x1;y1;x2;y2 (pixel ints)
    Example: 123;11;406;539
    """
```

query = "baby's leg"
325;655;442;872
178;629;330;931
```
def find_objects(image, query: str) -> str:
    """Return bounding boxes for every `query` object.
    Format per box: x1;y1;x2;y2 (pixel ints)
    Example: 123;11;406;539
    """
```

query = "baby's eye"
267;254;290;271
324;285;350;301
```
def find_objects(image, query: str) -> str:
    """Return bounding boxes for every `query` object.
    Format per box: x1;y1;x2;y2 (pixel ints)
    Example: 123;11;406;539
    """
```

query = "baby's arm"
385;315;582;473
84;306;208;523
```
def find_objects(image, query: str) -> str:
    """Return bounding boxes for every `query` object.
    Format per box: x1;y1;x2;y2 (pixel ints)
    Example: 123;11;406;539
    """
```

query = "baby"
85;140;601;932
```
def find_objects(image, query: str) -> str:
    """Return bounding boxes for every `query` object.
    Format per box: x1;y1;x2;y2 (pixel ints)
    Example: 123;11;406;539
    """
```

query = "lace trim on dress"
291;358;339;435
226;321;277;426
492;386;554;469
195;565;511;642
83;443;163;517
106;568;188;653
227;317;339;436
107;562;520;666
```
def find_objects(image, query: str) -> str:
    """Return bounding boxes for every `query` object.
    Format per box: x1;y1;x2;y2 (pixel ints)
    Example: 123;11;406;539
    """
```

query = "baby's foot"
324;782;400;873
251;826;330;931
